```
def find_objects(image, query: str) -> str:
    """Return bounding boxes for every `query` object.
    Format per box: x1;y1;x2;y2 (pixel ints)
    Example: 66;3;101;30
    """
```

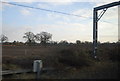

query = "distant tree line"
0;31;119;46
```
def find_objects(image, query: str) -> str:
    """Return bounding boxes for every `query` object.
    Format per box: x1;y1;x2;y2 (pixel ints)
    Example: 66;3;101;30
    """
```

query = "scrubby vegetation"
2;42;119;79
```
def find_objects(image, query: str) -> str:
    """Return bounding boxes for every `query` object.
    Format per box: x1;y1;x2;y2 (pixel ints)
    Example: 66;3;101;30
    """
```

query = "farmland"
2;42;119;79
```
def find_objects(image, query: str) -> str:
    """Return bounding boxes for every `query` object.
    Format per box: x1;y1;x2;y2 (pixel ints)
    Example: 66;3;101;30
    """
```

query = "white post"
33;60;42;79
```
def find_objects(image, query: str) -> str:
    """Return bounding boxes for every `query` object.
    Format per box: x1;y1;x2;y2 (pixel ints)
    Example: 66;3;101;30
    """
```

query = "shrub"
58;49;94;68
108;47;120;62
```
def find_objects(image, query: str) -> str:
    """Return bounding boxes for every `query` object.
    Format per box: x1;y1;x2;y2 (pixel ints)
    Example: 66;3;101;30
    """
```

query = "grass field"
2;43;119;79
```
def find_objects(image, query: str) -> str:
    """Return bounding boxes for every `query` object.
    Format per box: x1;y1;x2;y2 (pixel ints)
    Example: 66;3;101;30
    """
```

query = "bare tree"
35;31;52;44
23;32;35;44
0;34;8;43
35;33;42;43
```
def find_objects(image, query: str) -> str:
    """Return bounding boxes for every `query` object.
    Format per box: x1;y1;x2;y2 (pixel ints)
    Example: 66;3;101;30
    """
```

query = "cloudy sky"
0;0;119;43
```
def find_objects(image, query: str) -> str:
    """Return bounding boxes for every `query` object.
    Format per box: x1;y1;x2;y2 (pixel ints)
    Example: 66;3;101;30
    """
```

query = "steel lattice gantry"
93;1;120;59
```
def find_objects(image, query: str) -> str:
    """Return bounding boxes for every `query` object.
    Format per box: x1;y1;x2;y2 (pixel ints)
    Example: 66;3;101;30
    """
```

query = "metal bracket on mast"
93;1;120;60
97;8;108;21
93;8;107;59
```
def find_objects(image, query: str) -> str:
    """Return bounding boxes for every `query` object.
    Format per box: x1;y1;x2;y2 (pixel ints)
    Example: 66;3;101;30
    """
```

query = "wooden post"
25;49;27;55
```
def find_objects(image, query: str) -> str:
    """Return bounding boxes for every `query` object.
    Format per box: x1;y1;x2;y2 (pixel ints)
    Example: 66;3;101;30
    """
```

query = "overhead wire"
1;1;89;18
1;1;118;25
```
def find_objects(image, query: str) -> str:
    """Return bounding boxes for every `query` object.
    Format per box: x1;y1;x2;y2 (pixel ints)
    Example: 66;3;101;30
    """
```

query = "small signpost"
33;60;43;79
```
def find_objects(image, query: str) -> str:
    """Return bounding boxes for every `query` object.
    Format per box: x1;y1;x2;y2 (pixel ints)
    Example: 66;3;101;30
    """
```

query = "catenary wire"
1;1;118;25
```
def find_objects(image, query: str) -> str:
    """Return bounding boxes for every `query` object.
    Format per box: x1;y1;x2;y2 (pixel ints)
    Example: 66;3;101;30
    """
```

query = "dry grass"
2;43;119;79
